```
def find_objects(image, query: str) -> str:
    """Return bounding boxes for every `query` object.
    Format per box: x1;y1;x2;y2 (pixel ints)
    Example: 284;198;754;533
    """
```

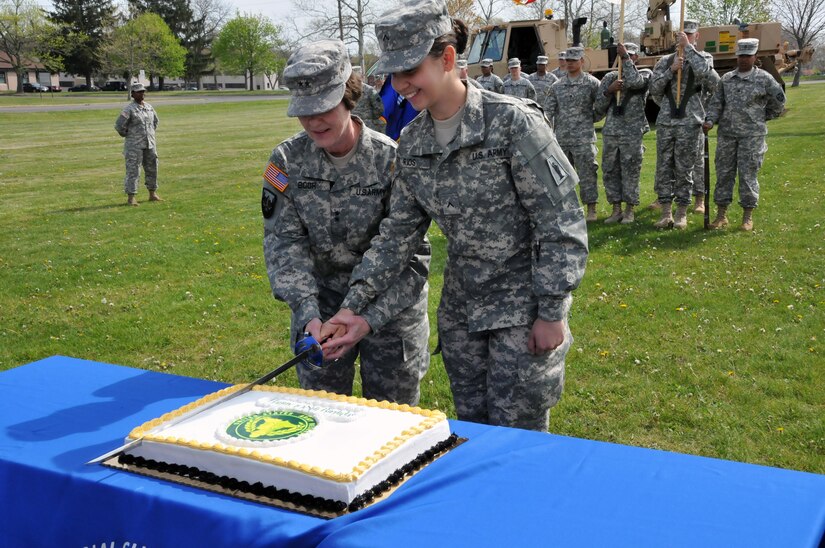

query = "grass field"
0;86;822;474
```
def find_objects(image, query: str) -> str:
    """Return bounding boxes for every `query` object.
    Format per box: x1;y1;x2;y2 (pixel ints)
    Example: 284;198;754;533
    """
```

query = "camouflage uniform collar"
406;83;485;156
301;117;369;182
733;67;756;80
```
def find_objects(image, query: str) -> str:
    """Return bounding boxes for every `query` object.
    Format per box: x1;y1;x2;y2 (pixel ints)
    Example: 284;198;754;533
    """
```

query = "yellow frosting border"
127;384;447;483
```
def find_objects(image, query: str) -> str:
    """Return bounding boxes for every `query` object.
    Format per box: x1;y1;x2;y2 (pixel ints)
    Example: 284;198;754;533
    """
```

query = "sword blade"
86;347;315;465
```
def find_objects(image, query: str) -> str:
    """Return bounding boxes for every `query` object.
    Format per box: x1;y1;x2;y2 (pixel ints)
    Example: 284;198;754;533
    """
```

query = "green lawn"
0;87;822;474
0;89;289;106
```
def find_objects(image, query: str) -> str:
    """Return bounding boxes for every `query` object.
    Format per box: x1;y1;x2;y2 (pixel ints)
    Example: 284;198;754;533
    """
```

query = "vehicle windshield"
467;31;487;64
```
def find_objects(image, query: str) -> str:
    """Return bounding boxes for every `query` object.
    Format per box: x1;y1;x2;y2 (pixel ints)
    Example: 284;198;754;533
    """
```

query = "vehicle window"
483;28;507;62
467;31;487;64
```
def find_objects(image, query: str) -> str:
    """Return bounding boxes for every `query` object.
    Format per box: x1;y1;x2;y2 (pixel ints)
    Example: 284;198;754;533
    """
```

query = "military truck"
465;0;811;86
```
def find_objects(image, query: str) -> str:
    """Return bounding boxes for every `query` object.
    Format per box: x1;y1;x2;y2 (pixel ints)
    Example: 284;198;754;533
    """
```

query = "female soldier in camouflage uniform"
261;40;431;405
323;0;588;432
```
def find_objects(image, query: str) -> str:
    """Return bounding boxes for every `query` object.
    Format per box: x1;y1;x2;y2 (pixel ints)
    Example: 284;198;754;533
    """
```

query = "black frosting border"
111;433;461;517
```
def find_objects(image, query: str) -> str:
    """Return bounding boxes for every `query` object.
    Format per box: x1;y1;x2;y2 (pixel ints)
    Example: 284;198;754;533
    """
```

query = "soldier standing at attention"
596;42;651;224
528;55;558;112
503;58;537;101
544;46;603;222
649;20;719;229
322;0;588;432
550;50;567;79
114;83;161;206
261;40;431;405
352;67;388;133
476;58;505;93
457;59;483;89
703;38;785;231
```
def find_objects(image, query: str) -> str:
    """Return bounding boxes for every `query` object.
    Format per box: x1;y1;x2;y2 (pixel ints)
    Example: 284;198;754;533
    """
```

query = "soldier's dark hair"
429;18;469;58
341;72;363;111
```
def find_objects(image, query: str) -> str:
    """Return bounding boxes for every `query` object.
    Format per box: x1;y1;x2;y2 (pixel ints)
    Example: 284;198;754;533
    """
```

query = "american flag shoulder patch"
264;162;289;192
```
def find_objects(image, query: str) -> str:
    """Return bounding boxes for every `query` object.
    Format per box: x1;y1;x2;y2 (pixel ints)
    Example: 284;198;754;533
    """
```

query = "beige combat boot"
620;204;635;224
149;190;163;202
741;208;754;231
604;203;623;224
647;199;662;210
127;193;139;206
708;205;729;229
673;204;689;230
692;194;705;214
653;203;673;228
585;203;598;222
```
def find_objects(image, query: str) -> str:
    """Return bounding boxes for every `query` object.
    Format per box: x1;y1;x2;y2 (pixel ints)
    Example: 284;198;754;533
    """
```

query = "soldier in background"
476;58;505;93
262;39;431;404
544;46;603;221
550;50;567;79
114;83;161;206
323;0;588;432
703;38;785;231
527;55;558;112
649;20;719;229
503;58;537;100
595;42;651;224
457;59;483;88
352;67;387;133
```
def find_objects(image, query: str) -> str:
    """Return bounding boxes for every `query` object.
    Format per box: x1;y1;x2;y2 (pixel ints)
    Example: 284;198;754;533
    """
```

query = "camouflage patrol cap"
623;42;640;55
508;57;521;68
536;55;549;65
283;39;353;117
480;58;494;67
456;59;468;69
565;47;584;60
374;0;453;73
131;83;146;92
736;38;759;56
682;20;699;34
557;51;567;59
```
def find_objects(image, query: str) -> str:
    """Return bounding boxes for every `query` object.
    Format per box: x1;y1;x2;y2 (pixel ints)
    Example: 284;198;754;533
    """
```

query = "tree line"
0;0;288;93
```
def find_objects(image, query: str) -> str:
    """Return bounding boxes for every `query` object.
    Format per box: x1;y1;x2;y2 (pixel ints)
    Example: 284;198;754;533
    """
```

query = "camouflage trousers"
293;292;430;406
124;147;158;194
437;296;572;432
561;143;599;205
654;124;701;206
601;135;644;205
713;133;767;209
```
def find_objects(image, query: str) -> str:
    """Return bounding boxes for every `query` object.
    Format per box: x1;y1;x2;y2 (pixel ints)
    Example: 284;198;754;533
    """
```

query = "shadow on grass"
587;207;731;254
50;203;130;214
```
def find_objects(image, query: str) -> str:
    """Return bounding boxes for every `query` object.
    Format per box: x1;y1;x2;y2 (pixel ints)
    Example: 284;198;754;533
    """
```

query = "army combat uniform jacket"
476;73;505;94
341;84;588;332
262;121;430;335
115;100;159;150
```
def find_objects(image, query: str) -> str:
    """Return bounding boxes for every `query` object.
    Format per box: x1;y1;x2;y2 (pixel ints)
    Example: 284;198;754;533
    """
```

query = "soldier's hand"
617;43;627;58
320;320;346;342
702;121;713;134
528;319;565;355
677;31;689;48
608;79;624;94
322;309;371;360
305;318;323;341
670;56;684;73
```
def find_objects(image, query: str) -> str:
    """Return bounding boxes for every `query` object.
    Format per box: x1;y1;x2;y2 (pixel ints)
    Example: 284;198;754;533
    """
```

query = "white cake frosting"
124;385;452;504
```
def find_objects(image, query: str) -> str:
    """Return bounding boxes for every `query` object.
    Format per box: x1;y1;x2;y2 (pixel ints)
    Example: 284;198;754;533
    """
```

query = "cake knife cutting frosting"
86;335;324;465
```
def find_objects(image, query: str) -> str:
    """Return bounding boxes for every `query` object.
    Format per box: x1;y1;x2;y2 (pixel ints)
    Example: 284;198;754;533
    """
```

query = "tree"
48;0;115;87
475;0;508;25
685;0;771;26
774;0;825;86
183;0;231;88
103;12;186;95
0;0;64;92
290;0;374;72
447;0;483;27
212;13;284;91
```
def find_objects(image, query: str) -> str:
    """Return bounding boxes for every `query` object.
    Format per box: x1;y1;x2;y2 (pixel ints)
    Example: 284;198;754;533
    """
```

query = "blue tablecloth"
1;356;823;547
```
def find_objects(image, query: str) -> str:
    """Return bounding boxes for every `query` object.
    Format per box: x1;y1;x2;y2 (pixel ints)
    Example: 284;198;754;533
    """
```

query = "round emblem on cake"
225;410;318;442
